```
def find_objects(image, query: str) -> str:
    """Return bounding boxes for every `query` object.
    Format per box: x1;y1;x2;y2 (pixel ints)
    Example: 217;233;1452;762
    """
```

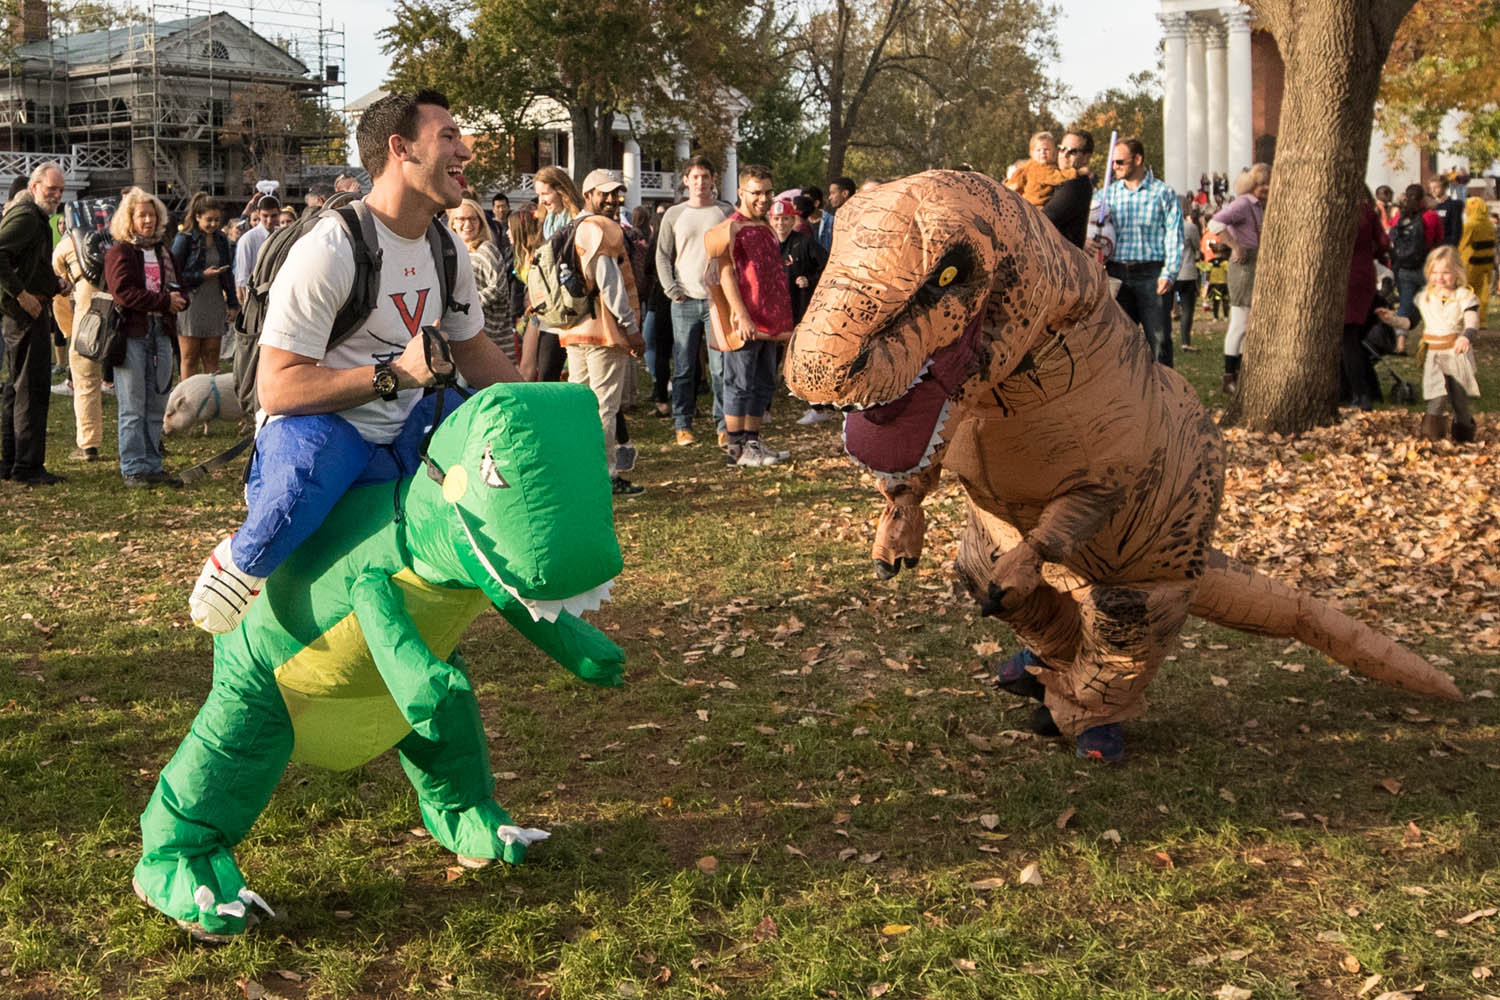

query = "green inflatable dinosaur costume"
134;382;626;942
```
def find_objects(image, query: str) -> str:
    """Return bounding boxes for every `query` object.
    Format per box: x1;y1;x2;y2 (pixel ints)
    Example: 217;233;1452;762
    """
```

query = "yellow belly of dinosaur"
275;569;491;771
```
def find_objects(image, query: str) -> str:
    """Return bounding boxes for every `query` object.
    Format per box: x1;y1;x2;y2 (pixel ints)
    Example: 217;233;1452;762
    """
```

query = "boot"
1419;413;1450;441
1220;372;1238;395
1452;419;1477;444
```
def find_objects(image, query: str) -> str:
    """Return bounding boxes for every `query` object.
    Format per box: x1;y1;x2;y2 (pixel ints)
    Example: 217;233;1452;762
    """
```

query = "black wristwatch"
372;362;399;401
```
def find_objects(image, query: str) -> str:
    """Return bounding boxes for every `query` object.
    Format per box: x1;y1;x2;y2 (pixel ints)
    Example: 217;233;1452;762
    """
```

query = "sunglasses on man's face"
1112;158;1131;166
1061;148;1086;156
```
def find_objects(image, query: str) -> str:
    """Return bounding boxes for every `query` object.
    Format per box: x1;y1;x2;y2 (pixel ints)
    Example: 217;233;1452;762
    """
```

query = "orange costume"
1004;161;1077;208
784;171;1460;743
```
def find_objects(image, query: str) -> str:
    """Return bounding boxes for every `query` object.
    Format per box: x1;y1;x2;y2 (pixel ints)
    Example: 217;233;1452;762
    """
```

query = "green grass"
0;317;1495;999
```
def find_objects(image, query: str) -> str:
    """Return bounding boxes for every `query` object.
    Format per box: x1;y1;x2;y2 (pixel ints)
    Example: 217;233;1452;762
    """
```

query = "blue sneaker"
993;648;1048;701
1075;724;1125;763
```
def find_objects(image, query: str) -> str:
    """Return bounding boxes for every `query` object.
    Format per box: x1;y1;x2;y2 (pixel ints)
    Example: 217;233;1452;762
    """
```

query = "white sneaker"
761;441;790;460
736;438;781;467
796;408;833;425
50;381;73;396
614;443;636;473
189;537;266;634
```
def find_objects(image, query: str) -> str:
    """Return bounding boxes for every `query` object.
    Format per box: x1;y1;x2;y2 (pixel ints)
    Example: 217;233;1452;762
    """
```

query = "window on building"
202;40;230;60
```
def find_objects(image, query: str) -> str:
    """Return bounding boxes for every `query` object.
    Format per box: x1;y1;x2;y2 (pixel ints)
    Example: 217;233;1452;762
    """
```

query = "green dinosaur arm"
349;571;476;743
492;593;626;688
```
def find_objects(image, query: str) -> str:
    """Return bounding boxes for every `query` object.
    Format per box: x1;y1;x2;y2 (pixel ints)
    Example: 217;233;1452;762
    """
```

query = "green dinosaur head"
404;382;623;621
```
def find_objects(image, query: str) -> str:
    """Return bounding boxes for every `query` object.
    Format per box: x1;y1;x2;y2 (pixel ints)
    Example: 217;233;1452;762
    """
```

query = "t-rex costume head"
786;170;1459;755
136;383;626;942
786;169;1093;480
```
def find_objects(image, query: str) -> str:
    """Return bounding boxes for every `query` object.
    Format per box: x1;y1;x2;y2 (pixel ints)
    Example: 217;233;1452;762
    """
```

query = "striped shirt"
1101;169;1183;283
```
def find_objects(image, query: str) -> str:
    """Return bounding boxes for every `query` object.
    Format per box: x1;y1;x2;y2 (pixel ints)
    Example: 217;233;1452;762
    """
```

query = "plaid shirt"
1102;169;1183;283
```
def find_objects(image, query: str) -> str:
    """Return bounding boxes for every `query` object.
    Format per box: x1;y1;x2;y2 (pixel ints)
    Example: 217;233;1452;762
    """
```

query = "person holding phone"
170;192;239;382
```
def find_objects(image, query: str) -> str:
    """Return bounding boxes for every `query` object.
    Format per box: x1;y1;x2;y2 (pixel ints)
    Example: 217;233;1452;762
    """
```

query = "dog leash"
178;433;254;485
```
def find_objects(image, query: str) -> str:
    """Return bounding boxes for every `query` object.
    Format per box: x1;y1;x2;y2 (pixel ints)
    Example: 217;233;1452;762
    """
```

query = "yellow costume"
1458;196;1495;318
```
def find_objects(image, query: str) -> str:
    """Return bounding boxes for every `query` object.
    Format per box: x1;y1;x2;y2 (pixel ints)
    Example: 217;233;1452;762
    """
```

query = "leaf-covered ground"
0;316;1495;999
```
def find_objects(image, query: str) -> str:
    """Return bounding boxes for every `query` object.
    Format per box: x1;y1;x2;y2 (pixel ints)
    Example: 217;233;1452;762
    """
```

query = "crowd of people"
1;98;1485;501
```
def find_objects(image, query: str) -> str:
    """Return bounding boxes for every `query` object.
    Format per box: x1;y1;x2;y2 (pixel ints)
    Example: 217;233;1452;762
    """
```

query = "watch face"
374;367;398;397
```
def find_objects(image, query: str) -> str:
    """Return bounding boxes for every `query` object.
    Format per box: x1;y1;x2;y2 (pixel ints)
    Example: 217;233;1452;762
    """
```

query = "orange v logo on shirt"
390;289;432;338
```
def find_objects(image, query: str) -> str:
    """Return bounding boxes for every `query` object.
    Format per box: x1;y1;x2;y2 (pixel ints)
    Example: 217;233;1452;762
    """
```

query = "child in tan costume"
1005;131;1077;208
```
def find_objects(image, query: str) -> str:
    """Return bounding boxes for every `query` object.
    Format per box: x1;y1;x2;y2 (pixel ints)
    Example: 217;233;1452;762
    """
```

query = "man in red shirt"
704;164;795;467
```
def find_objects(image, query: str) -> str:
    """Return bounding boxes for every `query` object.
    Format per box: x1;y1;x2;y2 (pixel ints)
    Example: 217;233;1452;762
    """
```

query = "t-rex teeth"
502;579;616;623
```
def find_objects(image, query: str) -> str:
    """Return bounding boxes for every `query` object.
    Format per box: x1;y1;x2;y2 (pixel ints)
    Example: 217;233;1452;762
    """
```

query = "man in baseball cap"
562;168;645;495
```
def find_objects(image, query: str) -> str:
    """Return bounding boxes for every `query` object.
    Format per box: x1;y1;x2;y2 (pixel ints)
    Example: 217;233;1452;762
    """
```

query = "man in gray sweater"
654;156;728;446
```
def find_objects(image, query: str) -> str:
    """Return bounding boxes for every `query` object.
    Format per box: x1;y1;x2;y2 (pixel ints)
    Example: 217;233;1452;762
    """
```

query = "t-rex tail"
1189;550;1461;700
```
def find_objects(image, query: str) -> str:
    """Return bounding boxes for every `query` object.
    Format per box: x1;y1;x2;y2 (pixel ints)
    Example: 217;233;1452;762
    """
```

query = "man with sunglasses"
1041;130;1096;249
1097;137;1183;367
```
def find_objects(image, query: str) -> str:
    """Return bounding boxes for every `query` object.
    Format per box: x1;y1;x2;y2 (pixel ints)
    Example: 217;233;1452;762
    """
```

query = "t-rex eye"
937;266;958;287
480;445;510;489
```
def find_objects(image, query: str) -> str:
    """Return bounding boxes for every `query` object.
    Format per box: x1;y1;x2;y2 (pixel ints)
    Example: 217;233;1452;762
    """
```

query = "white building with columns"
1158;1;1496;199
494;94;751;212
1157;1;1278;196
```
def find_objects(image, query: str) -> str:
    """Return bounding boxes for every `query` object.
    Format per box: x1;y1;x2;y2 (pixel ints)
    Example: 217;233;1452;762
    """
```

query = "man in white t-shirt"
189;89;521;634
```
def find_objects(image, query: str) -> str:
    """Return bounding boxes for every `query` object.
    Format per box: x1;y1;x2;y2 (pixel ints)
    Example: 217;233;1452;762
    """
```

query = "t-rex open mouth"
842;310;984;478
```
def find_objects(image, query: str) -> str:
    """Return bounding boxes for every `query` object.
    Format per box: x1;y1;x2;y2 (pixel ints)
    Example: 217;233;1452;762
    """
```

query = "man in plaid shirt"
1098;137;1183;367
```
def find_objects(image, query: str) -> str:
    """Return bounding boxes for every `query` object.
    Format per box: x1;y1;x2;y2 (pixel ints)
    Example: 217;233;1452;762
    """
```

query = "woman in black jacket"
105;187;188;487
169;192;238;382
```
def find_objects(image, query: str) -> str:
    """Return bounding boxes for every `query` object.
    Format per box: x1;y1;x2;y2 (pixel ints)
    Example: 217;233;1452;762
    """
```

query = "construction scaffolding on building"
2;0;347;203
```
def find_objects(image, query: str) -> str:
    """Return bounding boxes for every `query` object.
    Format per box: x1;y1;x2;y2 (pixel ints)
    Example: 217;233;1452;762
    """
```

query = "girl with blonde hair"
1377;245;1482;443
531;165;579;239
447;196;515;362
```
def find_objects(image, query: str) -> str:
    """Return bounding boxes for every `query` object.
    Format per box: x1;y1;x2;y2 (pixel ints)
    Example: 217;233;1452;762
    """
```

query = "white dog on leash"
164;372;243;436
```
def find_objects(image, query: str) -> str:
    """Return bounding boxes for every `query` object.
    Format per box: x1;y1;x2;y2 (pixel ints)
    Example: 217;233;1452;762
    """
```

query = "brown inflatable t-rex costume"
784;170;1460;753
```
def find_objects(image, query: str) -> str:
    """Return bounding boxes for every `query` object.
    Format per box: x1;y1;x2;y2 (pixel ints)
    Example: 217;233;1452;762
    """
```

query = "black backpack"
232;199;464;414
1390;215;1427;271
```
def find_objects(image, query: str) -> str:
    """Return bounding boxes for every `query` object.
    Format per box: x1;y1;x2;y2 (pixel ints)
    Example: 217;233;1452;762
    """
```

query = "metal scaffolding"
2;0;346;201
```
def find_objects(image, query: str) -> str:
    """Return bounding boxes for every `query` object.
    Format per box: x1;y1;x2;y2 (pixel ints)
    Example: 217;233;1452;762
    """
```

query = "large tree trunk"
1234;0;1413;433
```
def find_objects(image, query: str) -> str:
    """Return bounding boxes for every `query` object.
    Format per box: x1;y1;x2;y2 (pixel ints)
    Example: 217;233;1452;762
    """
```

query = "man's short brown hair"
682;155;716;177
357;89;450;180
738;163;773;186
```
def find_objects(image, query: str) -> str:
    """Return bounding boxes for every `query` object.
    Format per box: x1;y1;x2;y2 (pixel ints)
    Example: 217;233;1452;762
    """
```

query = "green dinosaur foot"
132;849;274;943
417;798;545;865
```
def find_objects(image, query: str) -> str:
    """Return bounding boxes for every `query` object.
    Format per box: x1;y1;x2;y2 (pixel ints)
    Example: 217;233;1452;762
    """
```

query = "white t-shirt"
258;212;483;443
142;248;162;292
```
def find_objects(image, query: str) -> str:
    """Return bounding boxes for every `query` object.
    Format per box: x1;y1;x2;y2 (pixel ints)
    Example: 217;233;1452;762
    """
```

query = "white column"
722;115;740;193
1158;12;1190;194
1206;25;1228;181
1224;5;1254;176
1186;21;1209;195
674;136;691;164
623;138;642;212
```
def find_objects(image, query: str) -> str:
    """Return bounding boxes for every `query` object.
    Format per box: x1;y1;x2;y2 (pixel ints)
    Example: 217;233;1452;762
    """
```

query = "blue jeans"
1108;262;1174;368
232;390;463;578
1395;267;1424;323
668;298;709;431
708;347;725;434
116;326;173;478
641;305;671;404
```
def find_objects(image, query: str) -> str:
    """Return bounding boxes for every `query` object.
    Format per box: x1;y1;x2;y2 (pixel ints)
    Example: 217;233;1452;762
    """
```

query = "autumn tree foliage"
379;0;765;190
785;0;1061;184
1376;0;1500;171
1069;70;1164;179
1233;0;1415;434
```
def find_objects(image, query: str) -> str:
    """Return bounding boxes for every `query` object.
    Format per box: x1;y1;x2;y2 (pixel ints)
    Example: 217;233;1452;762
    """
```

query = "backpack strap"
426;219;468;321
326;201;383;350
